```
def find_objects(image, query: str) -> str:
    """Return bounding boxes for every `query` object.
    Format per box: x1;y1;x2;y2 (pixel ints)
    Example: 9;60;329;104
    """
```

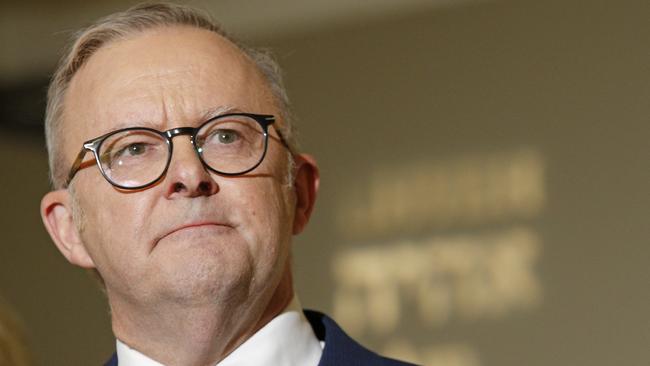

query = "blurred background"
1;0;648;365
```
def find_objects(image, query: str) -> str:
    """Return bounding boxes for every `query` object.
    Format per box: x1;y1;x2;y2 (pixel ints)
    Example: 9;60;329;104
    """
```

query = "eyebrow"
199;105;240;121
104;105;241;133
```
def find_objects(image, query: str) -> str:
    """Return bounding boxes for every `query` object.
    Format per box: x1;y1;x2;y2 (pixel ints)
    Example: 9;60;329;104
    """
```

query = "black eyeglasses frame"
65;113;280;190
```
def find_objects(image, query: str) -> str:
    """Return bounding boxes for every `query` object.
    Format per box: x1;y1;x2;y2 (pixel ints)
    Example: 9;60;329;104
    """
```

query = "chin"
154;252;256;306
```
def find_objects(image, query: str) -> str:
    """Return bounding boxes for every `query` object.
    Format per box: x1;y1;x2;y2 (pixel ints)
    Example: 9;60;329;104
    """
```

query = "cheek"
232;179;293;259
78;190;151;263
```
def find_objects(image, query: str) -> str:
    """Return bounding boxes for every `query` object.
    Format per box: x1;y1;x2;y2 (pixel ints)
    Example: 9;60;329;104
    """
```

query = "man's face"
61;26;296;310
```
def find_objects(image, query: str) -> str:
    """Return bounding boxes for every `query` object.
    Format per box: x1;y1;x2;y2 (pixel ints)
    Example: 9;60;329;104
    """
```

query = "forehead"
64;26;274;142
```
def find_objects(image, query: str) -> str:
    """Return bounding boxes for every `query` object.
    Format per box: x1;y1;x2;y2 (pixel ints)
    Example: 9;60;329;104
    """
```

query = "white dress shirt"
116;295;323;366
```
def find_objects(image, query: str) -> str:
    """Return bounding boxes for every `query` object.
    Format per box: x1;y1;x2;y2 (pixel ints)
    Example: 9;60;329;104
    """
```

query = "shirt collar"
116;295;323;366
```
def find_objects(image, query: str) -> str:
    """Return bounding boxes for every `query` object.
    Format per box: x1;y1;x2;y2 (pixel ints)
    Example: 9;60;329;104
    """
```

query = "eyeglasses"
65;113;281;190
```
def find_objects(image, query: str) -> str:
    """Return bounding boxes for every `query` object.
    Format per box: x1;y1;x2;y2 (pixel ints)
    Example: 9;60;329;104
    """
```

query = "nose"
164;135;218;198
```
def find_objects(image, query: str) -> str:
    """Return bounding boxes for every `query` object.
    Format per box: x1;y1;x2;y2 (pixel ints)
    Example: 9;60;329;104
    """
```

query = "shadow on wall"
332;147;545;366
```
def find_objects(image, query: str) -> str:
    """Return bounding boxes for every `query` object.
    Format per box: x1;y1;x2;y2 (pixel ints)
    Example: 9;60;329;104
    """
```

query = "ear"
40;189;96;269
291;154;320;235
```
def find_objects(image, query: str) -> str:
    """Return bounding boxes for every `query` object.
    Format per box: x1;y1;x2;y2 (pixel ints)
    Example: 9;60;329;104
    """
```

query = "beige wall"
279;1;649;365
0;0;648;365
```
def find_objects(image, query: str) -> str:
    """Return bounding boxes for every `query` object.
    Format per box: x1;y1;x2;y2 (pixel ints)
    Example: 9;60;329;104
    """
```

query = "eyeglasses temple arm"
272;126;293;154
64;147;90;188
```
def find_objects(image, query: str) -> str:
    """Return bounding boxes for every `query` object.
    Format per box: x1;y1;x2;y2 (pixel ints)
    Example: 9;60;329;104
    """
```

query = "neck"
109;268;294;366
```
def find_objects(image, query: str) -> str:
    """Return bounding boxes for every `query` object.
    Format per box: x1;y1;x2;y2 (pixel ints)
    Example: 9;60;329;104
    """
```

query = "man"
39;3;415;366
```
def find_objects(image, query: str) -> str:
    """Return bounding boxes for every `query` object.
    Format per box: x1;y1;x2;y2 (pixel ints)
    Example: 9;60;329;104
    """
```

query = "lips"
170;222;229;235
154;221;234;247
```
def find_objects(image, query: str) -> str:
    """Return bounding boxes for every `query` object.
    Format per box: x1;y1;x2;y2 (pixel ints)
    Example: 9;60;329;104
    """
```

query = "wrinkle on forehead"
105;105;239;132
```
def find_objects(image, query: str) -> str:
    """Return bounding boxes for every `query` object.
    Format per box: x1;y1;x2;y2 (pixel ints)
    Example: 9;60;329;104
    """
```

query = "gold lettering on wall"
331;148;545;365
337;148;545;238
332;227;541;336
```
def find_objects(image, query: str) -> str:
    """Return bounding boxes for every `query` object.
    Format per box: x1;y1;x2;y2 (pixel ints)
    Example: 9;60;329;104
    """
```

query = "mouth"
154;222;234;247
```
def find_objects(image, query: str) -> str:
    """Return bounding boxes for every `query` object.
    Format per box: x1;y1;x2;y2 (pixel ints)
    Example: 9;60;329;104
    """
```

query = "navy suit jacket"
105;310;417;366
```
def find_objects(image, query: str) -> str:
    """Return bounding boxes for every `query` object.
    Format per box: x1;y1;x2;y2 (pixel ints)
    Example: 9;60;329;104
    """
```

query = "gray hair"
45;2;296;189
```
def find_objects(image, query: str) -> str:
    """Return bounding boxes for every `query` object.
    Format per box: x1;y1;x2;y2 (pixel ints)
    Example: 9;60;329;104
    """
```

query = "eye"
106;142;154;166
118;142;149;157
213;129;240;144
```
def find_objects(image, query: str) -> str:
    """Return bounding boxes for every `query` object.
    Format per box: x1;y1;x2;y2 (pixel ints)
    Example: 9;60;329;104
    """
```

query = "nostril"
172;182;185;193
198;181;212;194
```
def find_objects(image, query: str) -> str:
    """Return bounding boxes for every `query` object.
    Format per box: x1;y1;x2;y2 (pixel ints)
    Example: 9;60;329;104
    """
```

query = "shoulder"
104;352;117;366
304;310;419;366
104;311;418;366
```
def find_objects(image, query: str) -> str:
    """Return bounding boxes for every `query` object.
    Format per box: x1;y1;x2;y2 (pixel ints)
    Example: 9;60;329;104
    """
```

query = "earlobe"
292;154;320;235
40;190;96;269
